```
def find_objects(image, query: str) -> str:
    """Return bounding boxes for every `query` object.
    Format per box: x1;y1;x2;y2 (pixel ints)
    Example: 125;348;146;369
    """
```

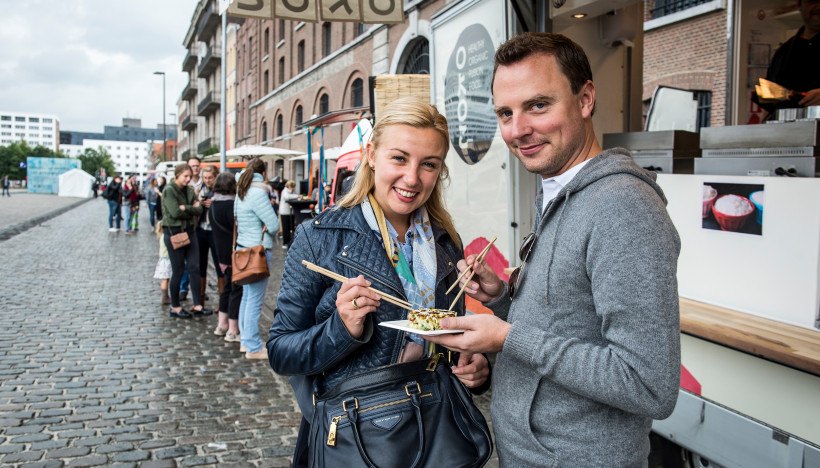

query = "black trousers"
164;227;201;308
218;266;243;320
197;228;223;278
281;214;295;247
292;417;310;468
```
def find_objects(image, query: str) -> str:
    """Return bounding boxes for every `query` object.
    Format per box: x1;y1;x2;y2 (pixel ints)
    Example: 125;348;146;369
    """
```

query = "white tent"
226;145;304;158
58;168;95;198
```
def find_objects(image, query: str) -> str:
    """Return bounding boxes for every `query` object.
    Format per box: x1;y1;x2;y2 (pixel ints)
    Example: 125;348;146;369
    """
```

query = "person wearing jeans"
106;176;123;232
234;158;279;360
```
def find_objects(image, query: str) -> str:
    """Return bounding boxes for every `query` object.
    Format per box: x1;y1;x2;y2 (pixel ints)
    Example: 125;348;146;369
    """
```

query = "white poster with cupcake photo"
702;183;764;235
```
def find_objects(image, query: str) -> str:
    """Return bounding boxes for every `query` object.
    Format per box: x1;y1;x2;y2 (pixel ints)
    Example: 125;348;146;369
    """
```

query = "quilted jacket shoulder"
267;204;463;411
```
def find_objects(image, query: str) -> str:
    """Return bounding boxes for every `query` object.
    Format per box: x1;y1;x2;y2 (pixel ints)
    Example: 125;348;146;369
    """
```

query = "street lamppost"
168;113;177;161
153;71;166;162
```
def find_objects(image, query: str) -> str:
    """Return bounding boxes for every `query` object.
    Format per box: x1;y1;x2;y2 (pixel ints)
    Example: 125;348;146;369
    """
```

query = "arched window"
297;40;305;72
319;93;329;115
276;114;283;137
322;23;332;57
278;57;285;84
263;27;270;55
261;121;268;142
295;105;303;127
278;19;285;41
351;78;363;107
263;70;269;93
400;38;430;74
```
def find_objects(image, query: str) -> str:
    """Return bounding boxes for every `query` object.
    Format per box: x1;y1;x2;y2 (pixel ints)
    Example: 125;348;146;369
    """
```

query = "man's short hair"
492;32;593;95
188;156;201;164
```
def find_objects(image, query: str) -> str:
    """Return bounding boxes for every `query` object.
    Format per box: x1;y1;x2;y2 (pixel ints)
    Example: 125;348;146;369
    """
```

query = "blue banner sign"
27;157;81;194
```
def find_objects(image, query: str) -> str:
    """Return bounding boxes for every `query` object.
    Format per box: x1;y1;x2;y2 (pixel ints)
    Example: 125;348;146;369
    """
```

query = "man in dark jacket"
428;33;681;467
104;176;123;232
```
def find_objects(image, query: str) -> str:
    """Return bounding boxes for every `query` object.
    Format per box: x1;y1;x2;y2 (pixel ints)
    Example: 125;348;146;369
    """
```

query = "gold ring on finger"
352;297;360;310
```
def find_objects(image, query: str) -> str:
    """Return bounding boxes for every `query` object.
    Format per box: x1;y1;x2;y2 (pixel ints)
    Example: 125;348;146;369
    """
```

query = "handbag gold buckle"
342;397;359;411
405;382;422;396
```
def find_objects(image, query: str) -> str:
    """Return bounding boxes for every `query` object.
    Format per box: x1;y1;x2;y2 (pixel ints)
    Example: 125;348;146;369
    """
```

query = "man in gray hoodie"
428;33;681;467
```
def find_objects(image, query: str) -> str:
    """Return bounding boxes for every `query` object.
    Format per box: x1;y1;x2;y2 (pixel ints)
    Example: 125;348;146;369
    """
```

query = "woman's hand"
336;275;381;339
193;200;201;208
452;353;489;388
178;205;186;211
457;256;504;303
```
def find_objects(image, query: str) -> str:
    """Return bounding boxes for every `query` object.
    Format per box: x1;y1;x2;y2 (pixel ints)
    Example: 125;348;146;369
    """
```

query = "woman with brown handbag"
267;98;491;467
234;158;279;360
161;164;211;319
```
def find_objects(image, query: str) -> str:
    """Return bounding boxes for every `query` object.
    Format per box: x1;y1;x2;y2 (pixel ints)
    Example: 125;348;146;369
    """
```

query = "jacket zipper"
326;392;434;446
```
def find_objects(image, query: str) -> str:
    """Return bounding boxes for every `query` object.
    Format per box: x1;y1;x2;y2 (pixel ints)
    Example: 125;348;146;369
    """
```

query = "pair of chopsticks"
446;236;497;311
301;260;415;312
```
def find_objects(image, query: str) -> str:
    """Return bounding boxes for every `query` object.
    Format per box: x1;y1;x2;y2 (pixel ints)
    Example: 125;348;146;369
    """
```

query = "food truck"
428;0;820;466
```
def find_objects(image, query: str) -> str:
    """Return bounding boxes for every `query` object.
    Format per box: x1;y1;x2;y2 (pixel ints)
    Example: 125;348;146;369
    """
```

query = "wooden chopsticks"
447;236;497;311
301;260;416;312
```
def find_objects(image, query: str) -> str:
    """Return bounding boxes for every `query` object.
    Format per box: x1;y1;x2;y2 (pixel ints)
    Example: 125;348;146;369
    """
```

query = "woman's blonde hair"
155;220;163;238
337;97;460;249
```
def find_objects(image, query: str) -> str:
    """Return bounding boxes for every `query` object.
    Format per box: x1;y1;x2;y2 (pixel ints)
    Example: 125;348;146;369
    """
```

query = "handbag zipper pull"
426;352;442;372
327;416;341;446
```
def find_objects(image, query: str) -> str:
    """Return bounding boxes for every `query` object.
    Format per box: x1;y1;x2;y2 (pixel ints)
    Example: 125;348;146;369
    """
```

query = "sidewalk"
0;191;91;241
0;198;496;467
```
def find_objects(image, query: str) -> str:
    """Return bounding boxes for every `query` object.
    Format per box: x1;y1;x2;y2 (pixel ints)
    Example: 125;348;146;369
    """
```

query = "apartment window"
351;78;363;107
263;27;270;55
1;124;9;128
261;121;268;142
0;116;10;121
247;94;252;136
319;93;329;115
29;117;39;123
264;70;269;93
295;105;303;127
279;57;285;84
322;23;332;57
278;19;285;41
15;125;24;129
297;40;305;73
650;0;712;19
15;117;25;122
43;118;52;123
276;114;283;137
30;125;39;131
694;90;712;130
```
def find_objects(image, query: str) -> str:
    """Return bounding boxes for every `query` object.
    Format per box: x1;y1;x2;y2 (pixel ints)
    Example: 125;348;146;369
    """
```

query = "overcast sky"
0;0;199;132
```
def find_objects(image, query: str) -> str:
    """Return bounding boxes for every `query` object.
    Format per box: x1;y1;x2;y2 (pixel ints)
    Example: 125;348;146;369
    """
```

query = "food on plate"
407;309;456;331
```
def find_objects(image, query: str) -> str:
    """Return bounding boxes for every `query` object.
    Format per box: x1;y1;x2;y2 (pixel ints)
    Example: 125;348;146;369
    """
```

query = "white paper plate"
378;320;464;335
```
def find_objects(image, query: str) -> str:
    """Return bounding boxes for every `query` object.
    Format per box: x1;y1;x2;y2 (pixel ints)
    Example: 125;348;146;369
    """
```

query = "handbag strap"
346;388;425;468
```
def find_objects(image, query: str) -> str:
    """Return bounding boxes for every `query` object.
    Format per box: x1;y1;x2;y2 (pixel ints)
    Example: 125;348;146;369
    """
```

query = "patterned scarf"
361;195;437;311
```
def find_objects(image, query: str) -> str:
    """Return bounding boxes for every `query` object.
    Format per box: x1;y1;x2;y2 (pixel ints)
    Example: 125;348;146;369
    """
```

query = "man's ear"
579;80;596;119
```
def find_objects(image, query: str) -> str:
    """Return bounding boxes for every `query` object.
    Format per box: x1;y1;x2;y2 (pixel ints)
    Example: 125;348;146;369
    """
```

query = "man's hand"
202;198;212;208
178;204;186;211
799;88;820;106
425;314;511;354
457;255;504;303
452;353;489;388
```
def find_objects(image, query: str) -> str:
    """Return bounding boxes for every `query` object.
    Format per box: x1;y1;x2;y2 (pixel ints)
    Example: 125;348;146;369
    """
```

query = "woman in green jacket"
162;164;211;318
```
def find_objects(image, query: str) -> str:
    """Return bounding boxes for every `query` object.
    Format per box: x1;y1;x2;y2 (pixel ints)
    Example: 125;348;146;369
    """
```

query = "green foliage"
78;147;116;179
0;141;65;180
201;146;220;157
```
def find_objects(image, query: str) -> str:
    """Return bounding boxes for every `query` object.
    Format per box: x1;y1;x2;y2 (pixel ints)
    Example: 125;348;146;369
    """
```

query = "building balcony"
197;90;221;117
182;49;197;72
197;137;215;154
196;46;222;78
180;149;191;160
196;4;219;41
181;81;198;101
181;113;197;131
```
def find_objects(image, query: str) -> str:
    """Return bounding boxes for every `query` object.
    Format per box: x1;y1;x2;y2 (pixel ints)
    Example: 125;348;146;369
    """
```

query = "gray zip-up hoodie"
487;148;681;467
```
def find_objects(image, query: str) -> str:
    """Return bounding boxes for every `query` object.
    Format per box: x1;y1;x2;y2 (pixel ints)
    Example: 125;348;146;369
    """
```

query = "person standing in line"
123;176;140;234
153;220;172;305
208;172;243;343
179;157;203;300
104;176;123;232
145;178;159;228
2;175;10;197
196;165;223;304
234;158;279;360
278;180;300;249
162;164;211;319
154;175;166;222
427;33;681;467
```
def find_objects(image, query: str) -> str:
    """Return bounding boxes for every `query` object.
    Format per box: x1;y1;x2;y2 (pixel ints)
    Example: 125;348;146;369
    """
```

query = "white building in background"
0;111;59;149
61;139;150;177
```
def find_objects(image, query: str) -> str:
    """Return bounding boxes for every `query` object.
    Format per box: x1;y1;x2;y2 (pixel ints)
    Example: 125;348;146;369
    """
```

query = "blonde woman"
267;97;489;466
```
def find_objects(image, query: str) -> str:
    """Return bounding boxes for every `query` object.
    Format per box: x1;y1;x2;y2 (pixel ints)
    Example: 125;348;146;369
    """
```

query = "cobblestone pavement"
0;198;497;467
0;192;87;229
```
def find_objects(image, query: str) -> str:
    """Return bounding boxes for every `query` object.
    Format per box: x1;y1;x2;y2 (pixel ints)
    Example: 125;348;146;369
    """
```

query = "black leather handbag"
308;353;493;468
